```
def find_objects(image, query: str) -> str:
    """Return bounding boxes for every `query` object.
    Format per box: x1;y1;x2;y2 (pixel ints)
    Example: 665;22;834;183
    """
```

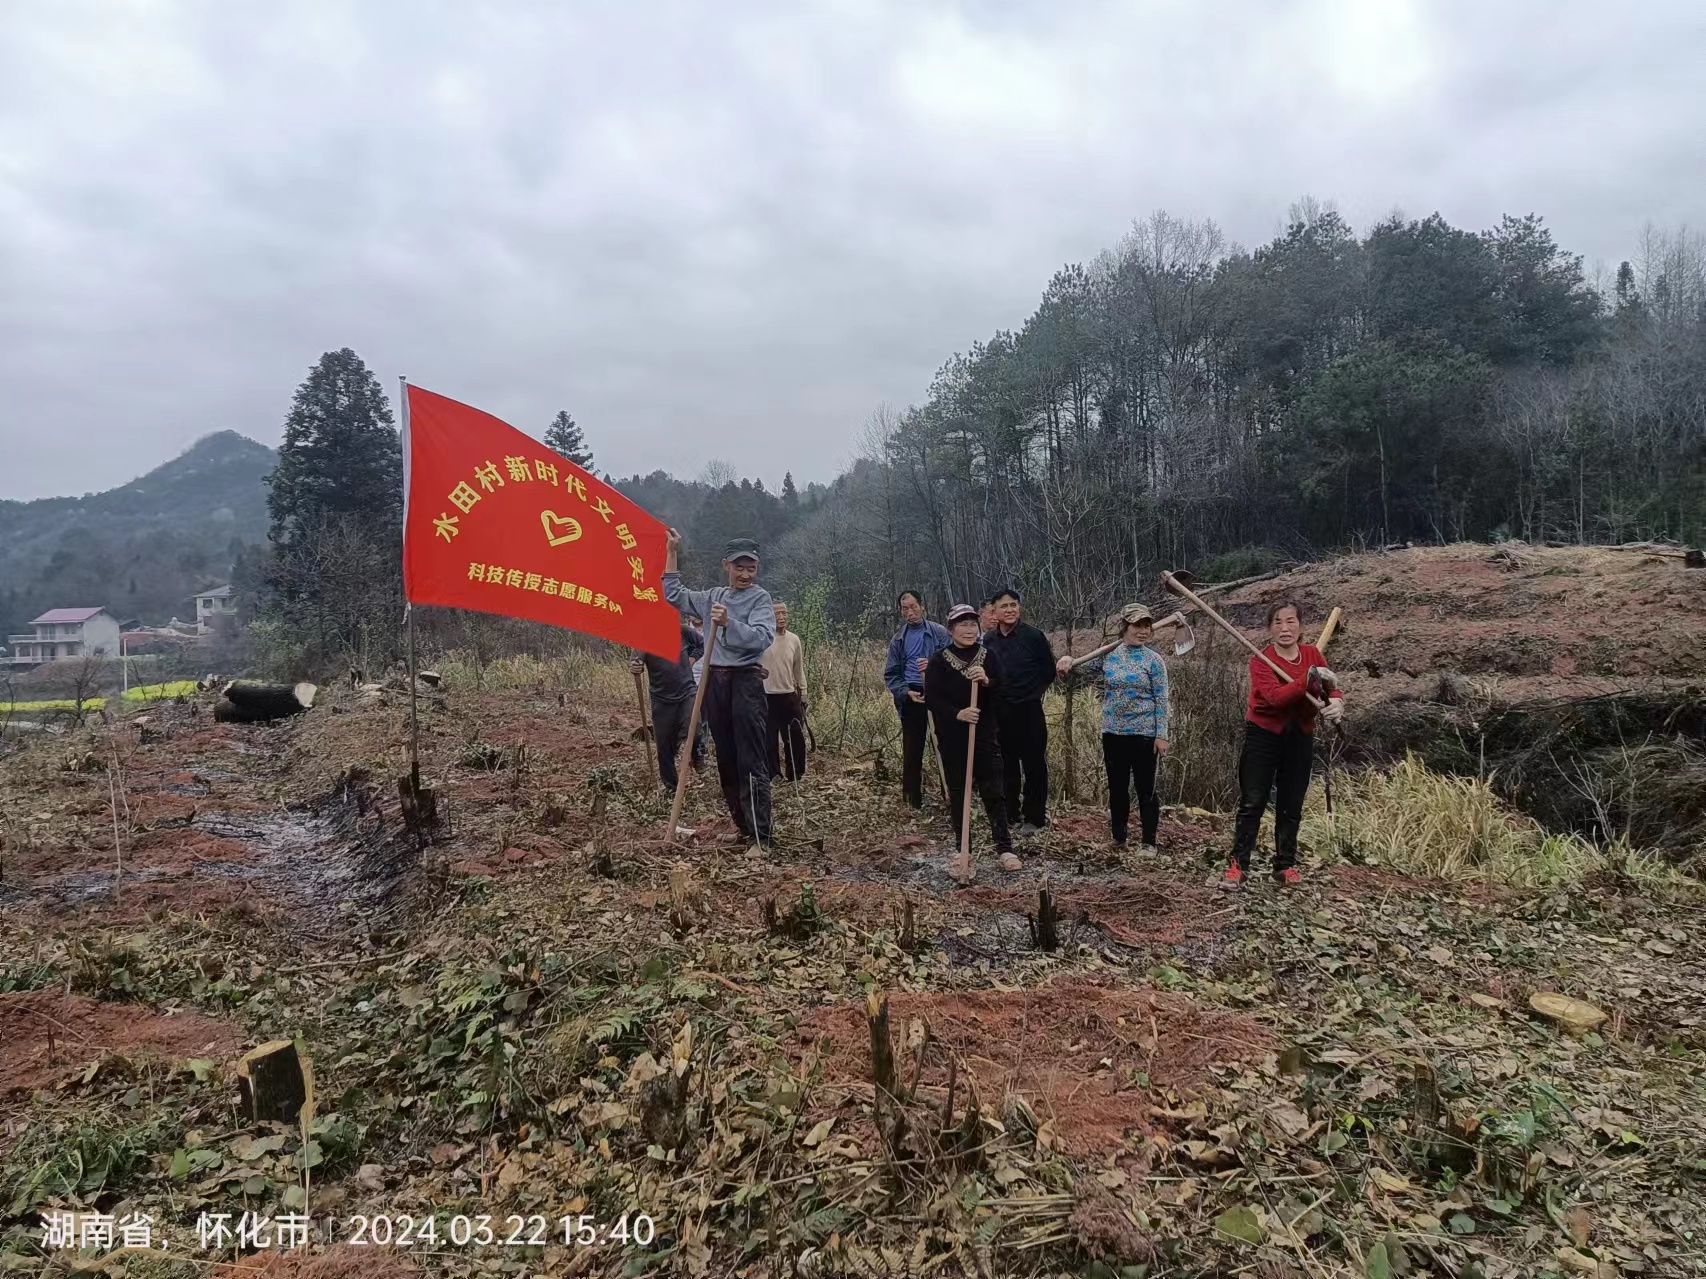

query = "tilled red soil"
0;990;243;1095
797;977;1275;1155
949;867;1233;949
1205;543;1706;702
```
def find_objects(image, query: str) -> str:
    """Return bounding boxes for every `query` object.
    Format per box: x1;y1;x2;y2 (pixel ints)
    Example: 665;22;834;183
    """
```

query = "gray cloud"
2;0;1702;500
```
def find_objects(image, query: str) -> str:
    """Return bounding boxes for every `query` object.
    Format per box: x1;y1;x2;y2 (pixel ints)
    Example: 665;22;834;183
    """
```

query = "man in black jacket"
982;588;1057;837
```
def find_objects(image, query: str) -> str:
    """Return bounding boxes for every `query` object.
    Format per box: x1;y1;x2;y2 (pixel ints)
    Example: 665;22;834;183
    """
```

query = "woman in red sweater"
1222;600;1344;889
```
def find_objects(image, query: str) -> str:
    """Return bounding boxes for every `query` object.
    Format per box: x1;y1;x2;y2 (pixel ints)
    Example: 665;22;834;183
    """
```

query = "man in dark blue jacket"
883;589;951;808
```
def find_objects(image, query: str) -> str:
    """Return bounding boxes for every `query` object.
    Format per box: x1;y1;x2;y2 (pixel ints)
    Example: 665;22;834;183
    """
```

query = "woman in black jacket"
925;604;1021;876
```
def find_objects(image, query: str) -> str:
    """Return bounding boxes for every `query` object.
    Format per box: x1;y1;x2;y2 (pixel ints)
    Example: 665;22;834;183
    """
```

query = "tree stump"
668;860;704;934
398;769;439;835
867;992;897;1101
237;1039;308;1124
1029;876;1060;952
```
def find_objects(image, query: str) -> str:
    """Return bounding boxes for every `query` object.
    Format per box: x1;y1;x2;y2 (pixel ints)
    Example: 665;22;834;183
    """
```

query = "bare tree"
66;653;107;726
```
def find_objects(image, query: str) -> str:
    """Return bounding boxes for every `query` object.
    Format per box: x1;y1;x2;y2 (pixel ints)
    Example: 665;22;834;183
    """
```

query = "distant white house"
194;585;236;634
6;607;123;667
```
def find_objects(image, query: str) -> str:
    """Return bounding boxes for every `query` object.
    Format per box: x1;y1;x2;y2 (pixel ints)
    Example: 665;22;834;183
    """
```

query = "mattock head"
1170;615;1197;657
1160;568;1196;595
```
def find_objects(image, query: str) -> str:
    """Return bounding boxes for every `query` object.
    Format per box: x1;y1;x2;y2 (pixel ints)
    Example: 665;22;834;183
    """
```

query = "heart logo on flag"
540;510;583;547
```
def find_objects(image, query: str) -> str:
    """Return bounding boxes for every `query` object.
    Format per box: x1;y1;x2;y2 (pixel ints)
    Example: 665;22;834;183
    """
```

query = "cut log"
220;681;317;720
214;699;270;724
236;1039;308;1123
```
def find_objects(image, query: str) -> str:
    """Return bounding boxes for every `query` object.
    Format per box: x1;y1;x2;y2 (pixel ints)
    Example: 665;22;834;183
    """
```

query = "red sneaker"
1219;862;1245;890
1274;867;1302;887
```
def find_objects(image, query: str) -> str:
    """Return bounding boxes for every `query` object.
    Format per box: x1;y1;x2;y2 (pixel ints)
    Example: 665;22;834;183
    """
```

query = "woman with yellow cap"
1057;604;1170;849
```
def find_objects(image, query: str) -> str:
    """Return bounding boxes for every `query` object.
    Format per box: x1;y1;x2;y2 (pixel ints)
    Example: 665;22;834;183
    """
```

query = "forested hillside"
0;431;274;640
769;210;1706;630
13;208;1705;665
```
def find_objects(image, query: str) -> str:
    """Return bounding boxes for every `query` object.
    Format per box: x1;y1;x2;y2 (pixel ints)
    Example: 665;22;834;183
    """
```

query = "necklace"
941;644;986;677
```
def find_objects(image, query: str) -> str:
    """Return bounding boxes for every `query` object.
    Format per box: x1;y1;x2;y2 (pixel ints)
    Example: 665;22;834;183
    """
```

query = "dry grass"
428;635;1252;807
436;650;630;701
802;640;896;756
1303;753;1696;894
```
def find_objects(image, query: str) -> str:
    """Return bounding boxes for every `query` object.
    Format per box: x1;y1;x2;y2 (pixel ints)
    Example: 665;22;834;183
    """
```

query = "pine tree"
266;348;400;542
782;471;799;512
262;348;404;671
544;410;594;470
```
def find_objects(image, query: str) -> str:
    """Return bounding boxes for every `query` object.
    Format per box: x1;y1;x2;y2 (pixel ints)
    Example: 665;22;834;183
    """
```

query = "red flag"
401;385;678;659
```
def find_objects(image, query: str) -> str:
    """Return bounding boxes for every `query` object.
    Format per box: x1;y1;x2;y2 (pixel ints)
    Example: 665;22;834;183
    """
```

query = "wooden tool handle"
1063;610;1192;673
1315;607;1343;653
633;667;658;787
666;624;720;843
958;681;979;870
1161;571;1325;709
1064;640;1119;671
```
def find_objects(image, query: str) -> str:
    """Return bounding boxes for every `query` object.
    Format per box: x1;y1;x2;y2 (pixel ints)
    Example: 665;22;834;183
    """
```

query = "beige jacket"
762;630;807;696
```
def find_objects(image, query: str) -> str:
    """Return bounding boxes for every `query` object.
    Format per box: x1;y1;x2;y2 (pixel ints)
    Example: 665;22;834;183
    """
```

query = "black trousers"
768;691;807;781
706;667;772;844
939;729;1012;853
651;694;704;791
993;699;1049;827
1102;732;1160;846
1230;722;1315;872
896;695;930;807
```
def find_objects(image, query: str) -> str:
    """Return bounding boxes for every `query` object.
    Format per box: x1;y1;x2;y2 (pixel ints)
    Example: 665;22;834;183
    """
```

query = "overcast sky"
2;0;1702;501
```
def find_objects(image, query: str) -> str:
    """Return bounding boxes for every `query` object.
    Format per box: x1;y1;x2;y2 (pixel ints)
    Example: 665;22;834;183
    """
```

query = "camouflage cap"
1120;602;1155;625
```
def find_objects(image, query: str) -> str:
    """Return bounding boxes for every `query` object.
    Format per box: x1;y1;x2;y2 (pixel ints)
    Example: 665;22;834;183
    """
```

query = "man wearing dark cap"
663;531;779;848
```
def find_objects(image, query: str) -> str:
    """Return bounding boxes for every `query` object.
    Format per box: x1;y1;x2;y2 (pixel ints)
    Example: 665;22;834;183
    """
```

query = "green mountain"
0;431;275;639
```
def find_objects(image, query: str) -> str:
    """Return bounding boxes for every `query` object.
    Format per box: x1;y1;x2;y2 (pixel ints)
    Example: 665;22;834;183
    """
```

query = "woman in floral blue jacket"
1058;603;1170;848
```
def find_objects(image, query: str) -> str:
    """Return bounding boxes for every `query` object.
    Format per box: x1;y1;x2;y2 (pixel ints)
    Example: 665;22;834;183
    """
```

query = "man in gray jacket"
662;531;778;848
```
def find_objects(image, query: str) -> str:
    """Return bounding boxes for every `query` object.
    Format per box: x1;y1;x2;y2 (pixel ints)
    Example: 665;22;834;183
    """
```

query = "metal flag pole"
407;607;421;785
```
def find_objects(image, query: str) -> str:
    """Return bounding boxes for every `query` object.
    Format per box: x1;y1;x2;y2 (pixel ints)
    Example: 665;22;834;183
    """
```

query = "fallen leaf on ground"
1212;1205;1264;1245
